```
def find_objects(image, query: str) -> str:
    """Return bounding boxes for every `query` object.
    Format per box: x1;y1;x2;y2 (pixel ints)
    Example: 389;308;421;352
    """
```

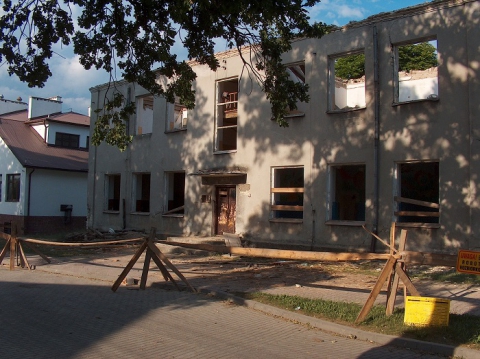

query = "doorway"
215;186;236;234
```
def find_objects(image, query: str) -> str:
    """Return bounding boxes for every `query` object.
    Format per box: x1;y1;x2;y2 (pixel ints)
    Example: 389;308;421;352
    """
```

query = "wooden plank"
10;234;16;270
386;229;407;315
20;240;51;263
394;196;439;209
147;248;180;290
21;237;145;247
140;249;152;290
271;205;303;211
355;255;397;323
111;241;148;292
395;264;420;296
146;240;196;292
161;240;391;262
163;205;184;215
0;238;11;264
394;211;439;217
17;242;32;270
271;188;304;193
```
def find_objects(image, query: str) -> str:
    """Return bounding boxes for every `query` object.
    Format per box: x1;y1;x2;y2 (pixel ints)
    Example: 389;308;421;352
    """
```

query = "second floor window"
136;95;154;135
55;132;80;149
215;78;238;152
328;51;366;112
166;101;188;132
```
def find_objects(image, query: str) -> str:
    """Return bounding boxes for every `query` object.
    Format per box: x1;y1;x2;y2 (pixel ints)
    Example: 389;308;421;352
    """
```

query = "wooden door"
216;186;236;234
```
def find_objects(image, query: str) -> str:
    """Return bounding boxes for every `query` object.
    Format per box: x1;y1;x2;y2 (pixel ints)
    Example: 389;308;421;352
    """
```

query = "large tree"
0;0;329;150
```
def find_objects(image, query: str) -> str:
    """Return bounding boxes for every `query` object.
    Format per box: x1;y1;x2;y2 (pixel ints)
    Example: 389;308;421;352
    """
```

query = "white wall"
46;122;90;148
29;169;87;216
0;137;26;216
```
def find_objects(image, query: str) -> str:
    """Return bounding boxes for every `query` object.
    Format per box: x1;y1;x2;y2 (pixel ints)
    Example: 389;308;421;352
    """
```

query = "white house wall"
28;169;87;217
46;122;90;148
0;136;26;216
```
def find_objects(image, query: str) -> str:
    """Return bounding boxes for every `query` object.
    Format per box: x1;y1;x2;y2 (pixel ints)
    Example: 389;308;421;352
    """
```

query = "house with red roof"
0;95;89;234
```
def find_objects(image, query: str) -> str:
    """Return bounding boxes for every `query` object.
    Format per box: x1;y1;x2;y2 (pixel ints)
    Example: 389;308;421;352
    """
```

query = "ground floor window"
164;172;185;215
133;173;151;213
329;164;365;221
105;174;121;211
6;173;20;202
395;161;439;224
271;166;304;220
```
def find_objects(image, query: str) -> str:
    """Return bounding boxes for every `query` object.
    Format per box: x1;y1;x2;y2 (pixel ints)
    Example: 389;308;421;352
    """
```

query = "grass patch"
238;292;480;349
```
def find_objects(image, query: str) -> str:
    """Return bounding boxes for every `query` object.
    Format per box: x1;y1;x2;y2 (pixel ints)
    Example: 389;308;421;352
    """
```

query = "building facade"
88;0;480;253
0;96;90;234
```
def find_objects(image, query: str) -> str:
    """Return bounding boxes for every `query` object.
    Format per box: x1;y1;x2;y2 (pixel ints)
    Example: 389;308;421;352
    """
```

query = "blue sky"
0;0;428;115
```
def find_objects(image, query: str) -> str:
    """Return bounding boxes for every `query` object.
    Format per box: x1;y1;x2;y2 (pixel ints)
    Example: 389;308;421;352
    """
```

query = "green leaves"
1;0;328;148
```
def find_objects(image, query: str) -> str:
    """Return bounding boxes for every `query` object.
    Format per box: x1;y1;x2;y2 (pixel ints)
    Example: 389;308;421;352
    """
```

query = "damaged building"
87;0;480;253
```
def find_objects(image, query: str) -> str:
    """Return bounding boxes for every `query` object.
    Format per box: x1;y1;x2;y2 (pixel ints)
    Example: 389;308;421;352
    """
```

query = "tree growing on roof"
0;0;330;150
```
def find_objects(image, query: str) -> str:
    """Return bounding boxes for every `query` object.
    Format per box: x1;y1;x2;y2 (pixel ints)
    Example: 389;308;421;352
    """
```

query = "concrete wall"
88;0;480;253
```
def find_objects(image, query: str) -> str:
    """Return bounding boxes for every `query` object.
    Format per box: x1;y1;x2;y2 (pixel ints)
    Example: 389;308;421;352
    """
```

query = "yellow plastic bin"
404;296;450;327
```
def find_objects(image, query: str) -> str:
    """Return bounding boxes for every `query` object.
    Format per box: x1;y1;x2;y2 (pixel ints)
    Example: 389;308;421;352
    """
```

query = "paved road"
0;267;459;359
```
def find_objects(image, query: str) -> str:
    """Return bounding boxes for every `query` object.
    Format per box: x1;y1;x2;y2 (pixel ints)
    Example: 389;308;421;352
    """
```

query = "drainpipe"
371;25;380;252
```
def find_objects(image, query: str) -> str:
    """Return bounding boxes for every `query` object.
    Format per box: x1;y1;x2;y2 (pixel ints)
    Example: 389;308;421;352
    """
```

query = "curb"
197;286;479;359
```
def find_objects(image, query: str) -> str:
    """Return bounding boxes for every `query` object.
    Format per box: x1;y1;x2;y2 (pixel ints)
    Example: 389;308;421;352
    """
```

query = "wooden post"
386;228;407;315
111;228;195;293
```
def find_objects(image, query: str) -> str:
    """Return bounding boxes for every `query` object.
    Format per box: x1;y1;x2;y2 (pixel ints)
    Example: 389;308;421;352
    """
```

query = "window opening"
164;172;185;215
166;101;188;131
330;165;365;221
395;162;439;224
285;62;306;118
395;39;438;103
6;173;20;202
271;167;304;219
329;52;366;111
215;78;238;152
136;95;154;135
133;173;151;212
105;174;121;211
55;132;80;149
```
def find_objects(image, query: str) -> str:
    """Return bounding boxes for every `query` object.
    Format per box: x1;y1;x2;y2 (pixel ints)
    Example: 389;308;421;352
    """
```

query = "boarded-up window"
271;167;304;220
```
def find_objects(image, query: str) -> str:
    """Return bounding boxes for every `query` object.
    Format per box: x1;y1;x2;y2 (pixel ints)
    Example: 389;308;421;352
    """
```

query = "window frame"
326;164;366;226
392;37;439;105
135;94;154;135
394;161;440;228
215;77;238;153
283;61;306;119
165;100;188;133
132;172;151;213
6;173;20;202
104;174;121;212
55;132;80;149
163;171;186;217
270;166;304;223
327;50;366;113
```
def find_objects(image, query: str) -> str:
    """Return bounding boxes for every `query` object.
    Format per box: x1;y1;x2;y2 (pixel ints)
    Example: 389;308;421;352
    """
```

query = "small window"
329;52;366;111
105;174;121;211
329;165;365;221
164;172;185;215
395;162;439;225
166;101;188;132
133;173;150;213
6;174;20;202
271;167;304;220
55;132;80;149
136;95;154;135
215;78;238;152
284;62;306;118
394;39;439;103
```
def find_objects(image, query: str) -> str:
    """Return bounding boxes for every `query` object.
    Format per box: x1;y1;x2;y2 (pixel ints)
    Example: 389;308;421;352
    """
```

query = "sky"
0;0;429;115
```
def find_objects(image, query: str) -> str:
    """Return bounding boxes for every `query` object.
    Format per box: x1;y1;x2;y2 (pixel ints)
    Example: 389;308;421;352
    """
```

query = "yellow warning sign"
456;250;480;275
